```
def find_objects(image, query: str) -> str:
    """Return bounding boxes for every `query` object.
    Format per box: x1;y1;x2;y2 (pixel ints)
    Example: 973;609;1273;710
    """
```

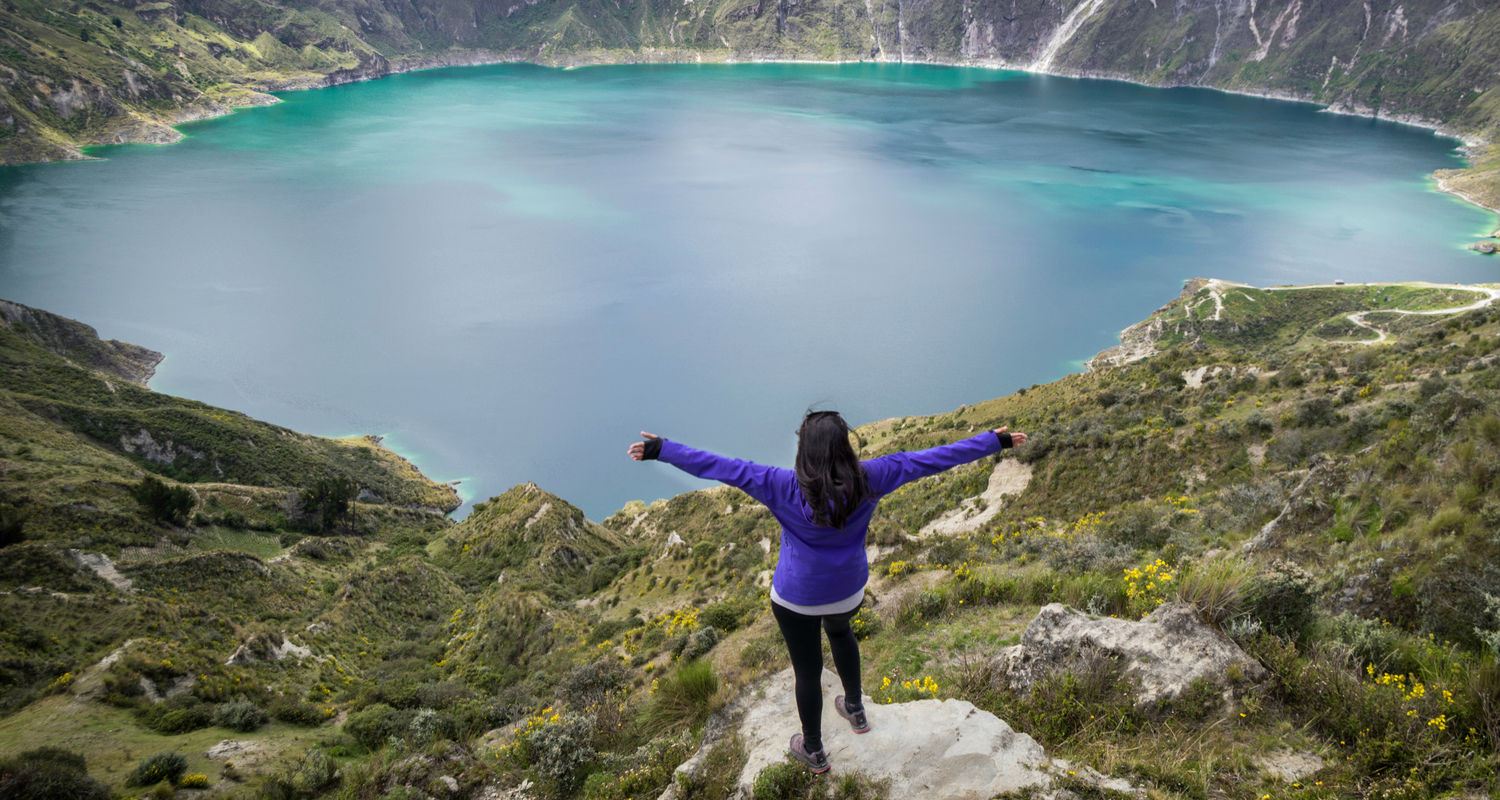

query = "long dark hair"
794;410;872;529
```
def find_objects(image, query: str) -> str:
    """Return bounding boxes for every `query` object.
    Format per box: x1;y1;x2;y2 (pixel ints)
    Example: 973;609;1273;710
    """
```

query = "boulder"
993;603;1264;710
1471;240;1497;254
664;668;1134;799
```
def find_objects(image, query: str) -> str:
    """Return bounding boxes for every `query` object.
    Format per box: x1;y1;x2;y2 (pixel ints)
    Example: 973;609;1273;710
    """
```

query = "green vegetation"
132;475;196;525
0;747;111;800
125;751;187;787
2;280;1499;797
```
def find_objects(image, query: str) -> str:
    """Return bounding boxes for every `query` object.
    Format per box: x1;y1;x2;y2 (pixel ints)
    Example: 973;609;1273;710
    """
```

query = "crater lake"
1;62;1493;517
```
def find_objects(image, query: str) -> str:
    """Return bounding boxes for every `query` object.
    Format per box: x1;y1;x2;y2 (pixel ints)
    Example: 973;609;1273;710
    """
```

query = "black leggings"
771;601;863;753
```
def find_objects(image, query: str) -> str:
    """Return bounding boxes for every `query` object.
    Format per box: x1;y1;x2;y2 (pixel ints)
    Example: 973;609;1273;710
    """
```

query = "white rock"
994;603;1264;709
1254;749;1324;783
670;668;1068;799
70;550;133;593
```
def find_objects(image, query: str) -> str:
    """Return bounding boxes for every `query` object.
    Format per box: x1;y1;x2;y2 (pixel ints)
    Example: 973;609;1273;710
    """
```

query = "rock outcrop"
69;550;134;593
993;603;1264;710
226;634;315;666
666;667;1134;799
1242;455;1347;553
0;298;163;386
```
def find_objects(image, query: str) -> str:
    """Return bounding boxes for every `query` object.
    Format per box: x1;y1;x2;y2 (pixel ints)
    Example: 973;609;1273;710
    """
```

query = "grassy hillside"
3;282;1498;798
2;1;1498;209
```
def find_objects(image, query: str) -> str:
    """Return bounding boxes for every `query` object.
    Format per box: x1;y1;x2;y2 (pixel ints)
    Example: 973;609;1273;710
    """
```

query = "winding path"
1298;283;1500;345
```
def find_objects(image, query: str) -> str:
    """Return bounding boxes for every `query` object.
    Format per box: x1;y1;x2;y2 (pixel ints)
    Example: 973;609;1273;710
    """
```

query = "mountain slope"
2;283;1498;797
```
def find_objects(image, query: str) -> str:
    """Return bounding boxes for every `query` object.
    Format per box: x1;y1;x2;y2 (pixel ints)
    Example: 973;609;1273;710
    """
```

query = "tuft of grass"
1173;558;1252;628
636;659;721;738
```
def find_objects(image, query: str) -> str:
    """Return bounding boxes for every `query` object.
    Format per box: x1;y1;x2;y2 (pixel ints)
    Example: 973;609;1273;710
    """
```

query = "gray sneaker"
835;695;870;734
789;734;830;773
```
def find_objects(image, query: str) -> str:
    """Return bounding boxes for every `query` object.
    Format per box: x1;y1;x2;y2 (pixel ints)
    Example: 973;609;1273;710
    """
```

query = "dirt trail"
1312;284;1500;344
918;460;1033;538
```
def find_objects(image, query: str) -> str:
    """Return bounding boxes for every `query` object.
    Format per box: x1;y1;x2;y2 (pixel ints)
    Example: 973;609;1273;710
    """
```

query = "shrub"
1245;560;1317;643
681;626;722;660
292;477;356;533
1293;397;1338;427
987;653;1142;746
269;695;329;726
212;699;268;732
407;708;452;744
525;712;596;795
914;589;948;619
0;747;111;800
849;607;882;640
752;761;813;800
259;747;339;799
126;752;187;787
701;598;752;632
562;658;629;709
344;702;409;751
178;773;209;788
0;502;27;546
137;694;213;734
133;476;196;525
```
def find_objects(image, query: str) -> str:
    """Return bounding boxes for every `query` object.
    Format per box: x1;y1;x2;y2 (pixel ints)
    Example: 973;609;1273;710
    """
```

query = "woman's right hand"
627;431;660;461
993;425;1028;446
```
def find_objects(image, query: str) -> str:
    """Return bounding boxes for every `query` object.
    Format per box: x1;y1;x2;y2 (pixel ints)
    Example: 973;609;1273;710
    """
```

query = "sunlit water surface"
1;63;1492;517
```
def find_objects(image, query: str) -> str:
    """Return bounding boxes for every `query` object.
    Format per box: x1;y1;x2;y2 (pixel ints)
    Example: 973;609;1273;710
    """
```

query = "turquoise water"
0;63;1493;518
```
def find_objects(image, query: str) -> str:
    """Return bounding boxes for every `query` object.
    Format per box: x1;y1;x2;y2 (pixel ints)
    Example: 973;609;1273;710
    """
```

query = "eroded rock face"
1243;454;1347;553
665;667;1134;800
226;634;314;666
993;603;1264;709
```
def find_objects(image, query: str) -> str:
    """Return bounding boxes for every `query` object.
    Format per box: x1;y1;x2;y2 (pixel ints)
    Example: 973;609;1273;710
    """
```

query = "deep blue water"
0;63;1493;518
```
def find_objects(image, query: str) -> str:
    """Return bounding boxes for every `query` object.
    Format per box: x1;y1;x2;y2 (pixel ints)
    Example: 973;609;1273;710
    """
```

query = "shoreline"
76;49;1494;216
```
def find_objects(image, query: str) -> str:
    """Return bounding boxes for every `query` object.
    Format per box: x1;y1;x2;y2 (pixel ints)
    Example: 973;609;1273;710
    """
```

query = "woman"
627;411;1027;773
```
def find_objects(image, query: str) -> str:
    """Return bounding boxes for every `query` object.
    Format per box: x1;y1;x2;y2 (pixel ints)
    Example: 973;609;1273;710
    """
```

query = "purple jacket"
657;431;1011;606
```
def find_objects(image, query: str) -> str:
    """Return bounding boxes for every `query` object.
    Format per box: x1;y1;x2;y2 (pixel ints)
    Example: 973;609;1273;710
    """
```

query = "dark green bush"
294;477;356;533
136;693;213;734
413;679;474;710
126;752;187;787
133;475;195;525
269;695;328;726
343;702;410;751
1246;560;1317;644
700;598;753;632
0;747;111;800
212;699;268;732
0;503;27;546
1293;397;1338;427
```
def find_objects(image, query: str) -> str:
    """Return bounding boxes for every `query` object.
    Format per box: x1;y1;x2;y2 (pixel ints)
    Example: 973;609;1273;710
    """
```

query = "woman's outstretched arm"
627;432;788;505
863;426;1028;496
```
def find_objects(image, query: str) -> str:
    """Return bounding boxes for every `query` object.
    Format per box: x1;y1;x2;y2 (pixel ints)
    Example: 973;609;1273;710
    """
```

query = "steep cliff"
2;1;1497;205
